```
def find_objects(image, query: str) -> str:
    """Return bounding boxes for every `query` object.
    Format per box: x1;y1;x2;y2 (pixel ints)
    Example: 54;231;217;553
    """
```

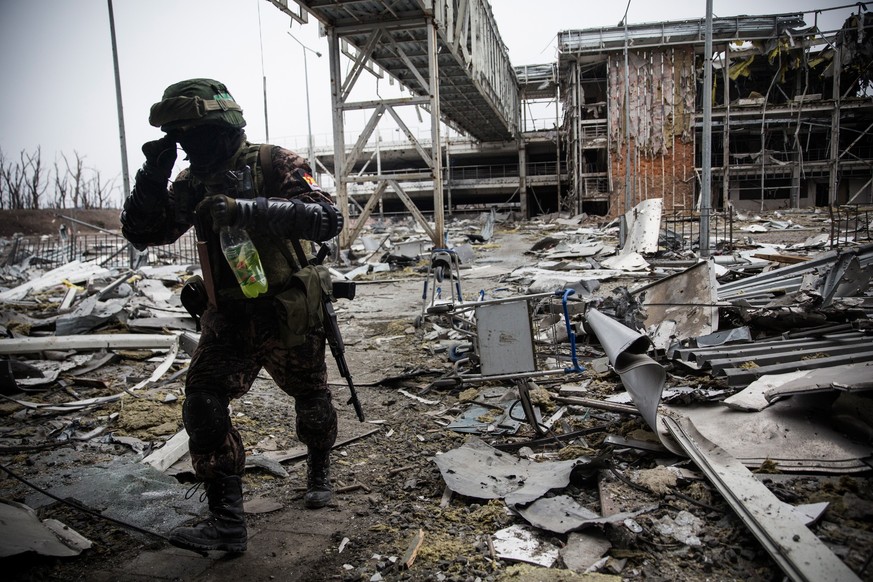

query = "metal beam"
428;17;445;246
345;172;433;183
340;28;382;102
664;415;861;582
385;106;433;169
391;42;430;93
838;120;873;161
452;0;470;57
327;28;350;249
340;96;430;110
829;44;842;205
335;17;426;35
344;103;386;173
347;180;388;243
388;179;437;241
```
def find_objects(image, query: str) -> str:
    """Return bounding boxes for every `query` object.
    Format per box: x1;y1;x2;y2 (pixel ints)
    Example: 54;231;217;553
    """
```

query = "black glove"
126;168;169;216
196;194;238;232
140;135;177;182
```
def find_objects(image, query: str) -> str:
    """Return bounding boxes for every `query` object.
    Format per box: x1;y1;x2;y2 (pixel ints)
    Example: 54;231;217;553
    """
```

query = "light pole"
700;0;714;257
620;0;632;248
107;0;130;200
287;31;321;167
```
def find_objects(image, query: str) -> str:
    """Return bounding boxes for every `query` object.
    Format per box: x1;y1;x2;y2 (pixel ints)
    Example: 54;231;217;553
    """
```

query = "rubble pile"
0;203;871;581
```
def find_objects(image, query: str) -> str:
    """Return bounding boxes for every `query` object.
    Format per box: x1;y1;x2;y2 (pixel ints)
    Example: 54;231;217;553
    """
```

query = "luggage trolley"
417;248;464;326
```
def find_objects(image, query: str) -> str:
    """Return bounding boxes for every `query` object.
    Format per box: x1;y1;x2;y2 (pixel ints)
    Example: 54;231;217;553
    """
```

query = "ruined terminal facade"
553;10;873;217
308;4;872;236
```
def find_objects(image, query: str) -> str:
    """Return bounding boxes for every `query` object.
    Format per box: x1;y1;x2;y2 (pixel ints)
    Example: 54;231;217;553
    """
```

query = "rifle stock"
195;240;218;307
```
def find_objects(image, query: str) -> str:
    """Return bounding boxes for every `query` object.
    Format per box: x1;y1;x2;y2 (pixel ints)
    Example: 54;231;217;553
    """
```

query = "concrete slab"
116;549;213;579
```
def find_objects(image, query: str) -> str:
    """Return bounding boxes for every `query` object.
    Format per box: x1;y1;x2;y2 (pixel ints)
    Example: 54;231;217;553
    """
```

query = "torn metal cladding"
717;243;873;304
725;362;873;412
663;415;862;582
558;14;808;54
631;258;719;351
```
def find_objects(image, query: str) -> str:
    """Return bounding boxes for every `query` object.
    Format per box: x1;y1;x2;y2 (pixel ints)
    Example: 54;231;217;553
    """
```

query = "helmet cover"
149;78;246;132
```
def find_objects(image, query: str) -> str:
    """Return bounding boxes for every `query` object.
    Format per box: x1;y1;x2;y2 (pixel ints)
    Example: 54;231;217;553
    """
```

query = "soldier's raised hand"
140;135;177;182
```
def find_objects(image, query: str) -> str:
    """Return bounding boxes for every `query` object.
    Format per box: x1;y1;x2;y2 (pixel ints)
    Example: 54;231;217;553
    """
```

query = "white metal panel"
475;299;536;376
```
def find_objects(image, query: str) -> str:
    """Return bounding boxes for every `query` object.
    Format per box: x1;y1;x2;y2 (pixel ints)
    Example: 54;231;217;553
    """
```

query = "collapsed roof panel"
557;13;807;57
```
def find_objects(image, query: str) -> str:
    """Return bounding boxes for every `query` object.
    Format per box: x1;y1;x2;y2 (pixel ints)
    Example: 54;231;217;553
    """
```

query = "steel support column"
722;42;731;210
555;79;562;215
327;28;350;249
829;45;842;205
428;17;445;246
700;0;713;257
572;61;580;214
519;140;527;214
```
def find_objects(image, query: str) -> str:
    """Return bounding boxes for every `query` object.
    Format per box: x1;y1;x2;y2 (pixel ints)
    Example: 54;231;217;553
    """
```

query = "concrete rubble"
0;204;871;580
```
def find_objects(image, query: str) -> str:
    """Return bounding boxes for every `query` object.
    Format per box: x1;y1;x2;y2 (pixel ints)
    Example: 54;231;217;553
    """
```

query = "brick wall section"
608;139;695;218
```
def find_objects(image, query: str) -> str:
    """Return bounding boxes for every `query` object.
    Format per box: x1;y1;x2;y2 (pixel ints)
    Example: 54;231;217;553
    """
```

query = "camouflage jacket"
122;141;335;301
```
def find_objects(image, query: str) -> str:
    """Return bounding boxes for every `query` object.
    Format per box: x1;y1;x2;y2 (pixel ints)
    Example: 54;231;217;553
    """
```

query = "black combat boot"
303;448;333;509
169;475;247;553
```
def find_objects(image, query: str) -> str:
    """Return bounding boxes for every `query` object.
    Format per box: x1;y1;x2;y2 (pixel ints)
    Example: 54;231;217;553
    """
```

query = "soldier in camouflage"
121;78;343;554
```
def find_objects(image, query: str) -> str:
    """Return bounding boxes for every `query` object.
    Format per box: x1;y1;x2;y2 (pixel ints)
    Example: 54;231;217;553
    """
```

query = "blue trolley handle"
555;289;585;373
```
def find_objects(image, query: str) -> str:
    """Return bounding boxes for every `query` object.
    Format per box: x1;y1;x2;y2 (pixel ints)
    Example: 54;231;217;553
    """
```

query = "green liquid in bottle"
220;227;268;298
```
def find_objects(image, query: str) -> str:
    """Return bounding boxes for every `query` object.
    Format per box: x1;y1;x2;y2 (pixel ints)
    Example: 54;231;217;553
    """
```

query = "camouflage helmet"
148;78;246;132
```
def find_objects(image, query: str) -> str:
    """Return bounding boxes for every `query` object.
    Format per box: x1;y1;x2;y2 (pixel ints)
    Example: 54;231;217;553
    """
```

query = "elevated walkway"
285;0;519;141
269;1;523;246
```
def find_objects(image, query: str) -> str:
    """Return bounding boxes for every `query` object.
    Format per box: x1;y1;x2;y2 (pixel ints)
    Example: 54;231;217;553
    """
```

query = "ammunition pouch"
274;264;333;348
173;178;199;226
332;280;356;301
181;275;209;330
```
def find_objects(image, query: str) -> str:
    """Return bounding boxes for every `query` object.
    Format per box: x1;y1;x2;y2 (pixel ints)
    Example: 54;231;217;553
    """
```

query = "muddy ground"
0;208;123;238
0;208;871;581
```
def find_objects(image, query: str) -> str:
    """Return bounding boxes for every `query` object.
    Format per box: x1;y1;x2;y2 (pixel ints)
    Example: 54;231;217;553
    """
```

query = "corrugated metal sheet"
718;243;873;307
673;326;873;387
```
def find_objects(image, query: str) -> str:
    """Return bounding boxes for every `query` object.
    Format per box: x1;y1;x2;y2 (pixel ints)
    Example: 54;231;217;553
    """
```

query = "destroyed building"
302;3;873;252
555;10;873;215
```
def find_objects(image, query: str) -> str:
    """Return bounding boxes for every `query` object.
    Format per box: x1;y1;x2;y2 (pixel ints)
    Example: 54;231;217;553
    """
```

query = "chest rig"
177;143;309;303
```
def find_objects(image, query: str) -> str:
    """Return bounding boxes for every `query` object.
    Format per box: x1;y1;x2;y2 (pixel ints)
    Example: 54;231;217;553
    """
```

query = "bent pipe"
585;307;665;434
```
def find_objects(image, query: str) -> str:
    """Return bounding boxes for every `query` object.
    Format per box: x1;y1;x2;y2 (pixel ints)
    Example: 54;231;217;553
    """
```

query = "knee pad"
183;390;230;454
295;394;337;448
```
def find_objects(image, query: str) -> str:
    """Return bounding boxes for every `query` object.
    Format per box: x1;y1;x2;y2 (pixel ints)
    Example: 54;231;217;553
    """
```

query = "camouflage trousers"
184;300;338;481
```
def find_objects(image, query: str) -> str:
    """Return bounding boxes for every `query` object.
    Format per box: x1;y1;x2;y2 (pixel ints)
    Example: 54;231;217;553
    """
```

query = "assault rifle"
313;244;364;422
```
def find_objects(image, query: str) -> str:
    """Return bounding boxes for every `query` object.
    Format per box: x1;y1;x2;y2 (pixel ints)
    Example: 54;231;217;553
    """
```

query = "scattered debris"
0;500;92;557
1;207;871;580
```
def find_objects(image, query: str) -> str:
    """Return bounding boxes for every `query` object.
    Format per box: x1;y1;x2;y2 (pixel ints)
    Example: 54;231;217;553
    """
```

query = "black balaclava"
176;125;245;177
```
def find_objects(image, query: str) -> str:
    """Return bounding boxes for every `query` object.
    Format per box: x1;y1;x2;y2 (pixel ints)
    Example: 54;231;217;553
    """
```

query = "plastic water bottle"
219;226;268;298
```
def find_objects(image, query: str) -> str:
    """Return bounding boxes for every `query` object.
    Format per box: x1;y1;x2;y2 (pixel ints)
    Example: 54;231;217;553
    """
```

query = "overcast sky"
0;0;853;206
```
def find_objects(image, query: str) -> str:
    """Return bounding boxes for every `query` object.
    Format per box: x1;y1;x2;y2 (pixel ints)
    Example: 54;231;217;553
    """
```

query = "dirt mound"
0;208;123;237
